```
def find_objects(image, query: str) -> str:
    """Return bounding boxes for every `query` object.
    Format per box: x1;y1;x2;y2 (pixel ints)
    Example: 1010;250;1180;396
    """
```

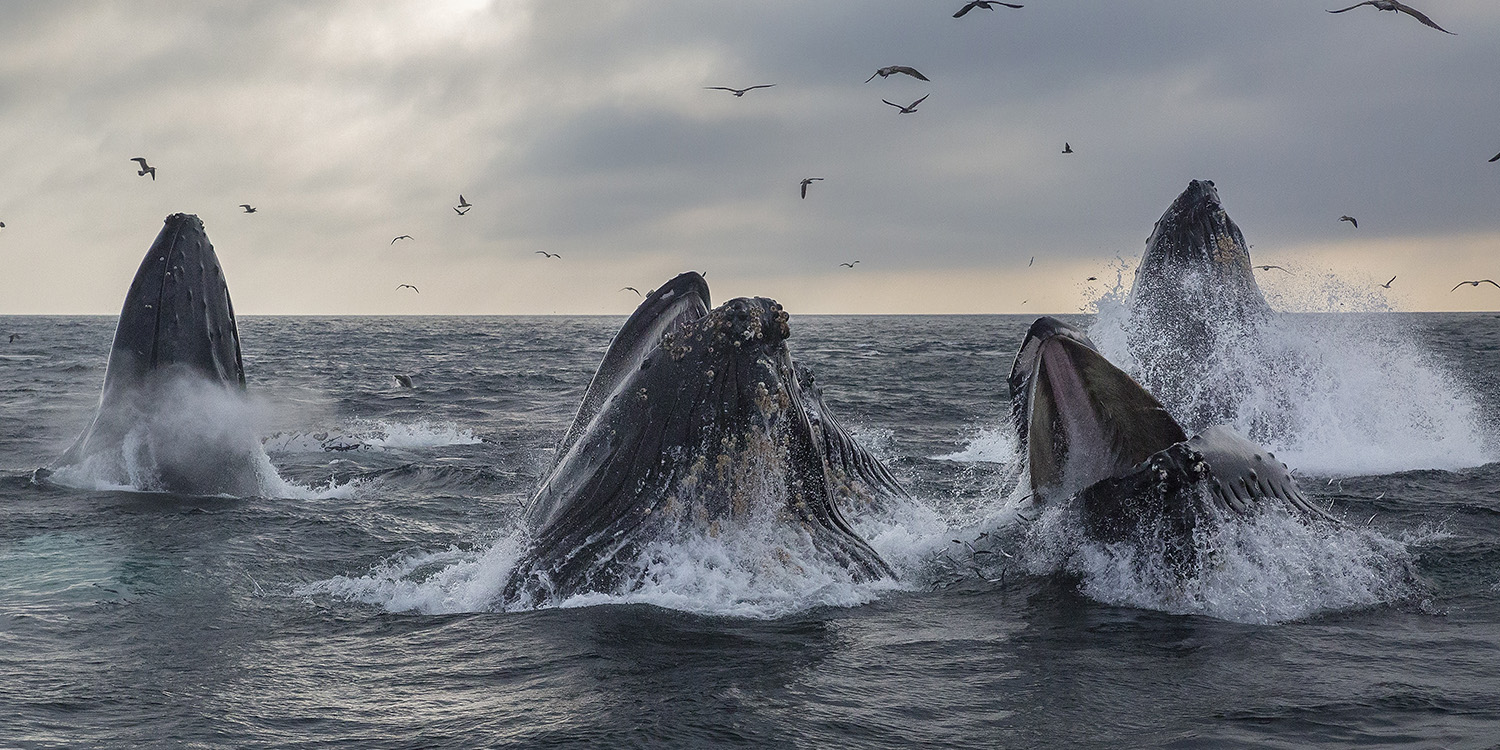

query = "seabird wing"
954;2;978;17
910;94;930;108
898;66;930;81
1490;152;1500;163
1482;280;1500;289
1326;1;1374;12
1393;2;1453;32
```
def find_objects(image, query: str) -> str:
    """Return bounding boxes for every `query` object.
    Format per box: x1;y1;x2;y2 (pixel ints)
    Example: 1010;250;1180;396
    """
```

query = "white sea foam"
263;419;483;454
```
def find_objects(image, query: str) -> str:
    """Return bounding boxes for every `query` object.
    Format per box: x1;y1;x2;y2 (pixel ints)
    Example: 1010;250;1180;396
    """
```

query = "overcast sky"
1;0;1497;315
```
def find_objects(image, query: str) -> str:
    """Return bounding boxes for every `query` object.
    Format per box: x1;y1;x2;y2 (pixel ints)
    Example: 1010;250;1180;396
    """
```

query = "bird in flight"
1253;265;1293;274
1379;276;1397;289
456;195;472;209
620;286;642;296
800;177;824;199
1028;256;1034;266
866;66;929;83
1062;142;1073;154
883;94;929;114
535;251;561;258
0;221;5;229
1451;279;1500;292
130;158;155;180
1339;215;1358;228
454;206;470;215
396;284;419;293
704;84;775;97
7;333;18;343
1327;1;1453;34
954;2;1023;18
391;235;413;244
840;261;860;268
1086;276;1098;281
239;204;257;213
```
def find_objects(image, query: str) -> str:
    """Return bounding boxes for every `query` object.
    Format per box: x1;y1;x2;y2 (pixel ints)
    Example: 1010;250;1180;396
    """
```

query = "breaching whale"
502;272;901;604
1010;316;1330;570
1125;179;1274;431
47;213;262;495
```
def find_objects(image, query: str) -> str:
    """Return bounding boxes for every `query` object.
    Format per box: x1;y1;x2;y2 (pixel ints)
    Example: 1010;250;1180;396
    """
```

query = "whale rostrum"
48;213;260;495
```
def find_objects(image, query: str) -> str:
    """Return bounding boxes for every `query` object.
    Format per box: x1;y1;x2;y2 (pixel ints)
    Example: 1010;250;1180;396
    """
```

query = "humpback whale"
1010;316;1329;570
502;272;900;604
1124;179;1274;432
47;213;262;495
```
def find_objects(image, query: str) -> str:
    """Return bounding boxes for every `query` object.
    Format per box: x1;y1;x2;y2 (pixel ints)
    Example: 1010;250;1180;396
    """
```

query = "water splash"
1014;500;1420;625
1091;272;1495;477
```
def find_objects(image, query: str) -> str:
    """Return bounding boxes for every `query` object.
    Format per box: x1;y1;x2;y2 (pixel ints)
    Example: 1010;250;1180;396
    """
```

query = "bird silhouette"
883;94;929;114
0;221;5;229
456;195;472;208
1327;1;1453;34
535;251;560;258
1086;276;1098;281
1254;265;1293;274
391;235;413;244
1489;152;1499;163
130;158;155;180
1062;142;1073;154
454;206;470;215
840;261;860;268
1451;280;1500;292
1340;215;1358;228
800;177;824;199
1380;276;1397;288
866;66;929;83
396;284;419;293
954;1;1023;17
239;204;257;213
620;287;642;296
704;84;775;97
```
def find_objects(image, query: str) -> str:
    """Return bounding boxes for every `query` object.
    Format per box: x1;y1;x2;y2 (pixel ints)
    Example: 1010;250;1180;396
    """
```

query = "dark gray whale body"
50;213;259;495
1126;179;1274;432
503;272;900;604
1011;316;1329;570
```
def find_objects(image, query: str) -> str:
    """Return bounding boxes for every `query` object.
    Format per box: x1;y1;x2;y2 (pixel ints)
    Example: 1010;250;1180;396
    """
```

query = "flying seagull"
1451;279;1500;292
1062;142;1073;154
393;374;414;388
800;177;824;199
535;251;560;258
1253;265;1293;274
1379;276;1397;289
704;84;775;97
620;287;642;296
1028;256;1034;266
1086;276;1098;281
391;235;413;244
456;195;472;209
1327;1;1453;34
239;204;257;213
130;158;155;180
8;333;17;343
840;261;860;268
454;206;470;215
954;2;1023;18
0;221;5;228
1340;215;1358;228
396;284;419;293
866;66;929;83
883;94;929;114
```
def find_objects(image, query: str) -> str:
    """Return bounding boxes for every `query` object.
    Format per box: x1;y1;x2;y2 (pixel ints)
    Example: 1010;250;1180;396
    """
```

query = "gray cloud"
1;0;1498;313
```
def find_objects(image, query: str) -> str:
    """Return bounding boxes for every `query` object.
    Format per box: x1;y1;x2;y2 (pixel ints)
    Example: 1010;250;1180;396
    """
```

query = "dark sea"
3;311;1500;749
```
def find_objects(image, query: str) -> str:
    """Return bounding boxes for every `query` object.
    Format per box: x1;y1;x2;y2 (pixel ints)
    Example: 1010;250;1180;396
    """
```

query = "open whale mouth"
505;273;896;605
1010;316;1329;570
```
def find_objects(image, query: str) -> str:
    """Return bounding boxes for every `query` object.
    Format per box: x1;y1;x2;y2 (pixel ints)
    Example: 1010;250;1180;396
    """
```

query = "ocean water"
3;313;1499;748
